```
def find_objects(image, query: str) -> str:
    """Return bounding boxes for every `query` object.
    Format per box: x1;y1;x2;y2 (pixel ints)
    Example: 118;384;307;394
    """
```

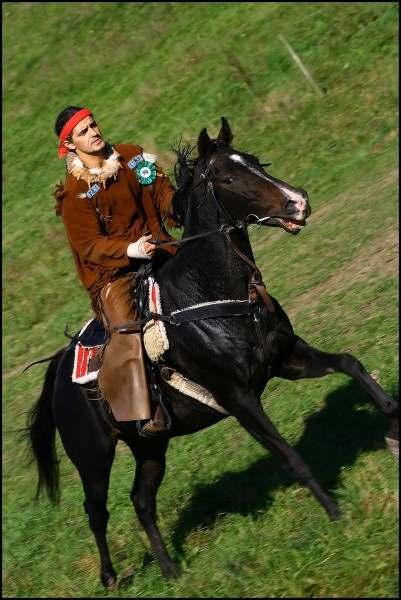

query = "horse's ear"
197;127;211;157
217;117;233;146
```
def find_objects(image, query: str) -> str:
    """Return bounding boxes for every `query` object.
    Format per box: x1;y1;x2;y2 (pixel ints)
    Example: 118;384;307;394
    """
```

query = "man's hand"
127;234;157;259
143;235;157;258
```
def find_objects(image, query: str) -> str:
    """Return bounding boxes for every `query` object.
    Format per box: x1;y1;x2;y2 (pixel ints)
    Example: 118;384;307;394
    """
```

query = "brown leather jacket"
58;143;177;305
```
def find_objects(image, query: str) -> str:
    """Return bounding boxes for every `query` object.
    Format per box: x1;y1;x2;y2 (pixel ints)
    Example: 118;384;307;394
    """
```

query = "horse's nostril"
285;199;297;215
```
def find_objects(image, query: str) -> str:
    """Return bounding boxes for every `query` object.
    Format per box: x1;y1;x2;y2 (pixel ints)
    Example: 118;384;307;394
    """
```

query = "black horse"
26;118;398;589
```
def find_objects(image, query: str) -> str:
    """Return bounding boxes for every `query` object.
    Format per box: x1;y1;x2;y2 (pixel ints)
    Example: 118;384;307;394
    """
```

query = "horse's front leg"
129;438;180;579
274;336;399;456
224;392;341;520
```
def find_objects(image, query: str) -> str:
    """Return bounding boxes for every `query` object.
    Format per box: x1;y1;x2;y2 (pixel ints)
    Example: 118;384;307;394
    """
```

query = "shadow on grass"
170;380;392;558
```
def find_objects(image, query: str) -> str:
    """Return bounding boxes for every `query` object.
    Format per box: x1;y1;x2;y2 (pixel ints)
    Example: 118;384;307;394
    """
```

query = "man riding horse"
25;115;397;589
54;106;177;435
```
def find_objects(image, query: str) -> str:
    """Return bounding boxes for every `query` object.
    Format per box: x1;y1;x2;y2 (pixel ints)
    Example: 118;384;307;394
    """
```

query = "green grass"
3;2;398;597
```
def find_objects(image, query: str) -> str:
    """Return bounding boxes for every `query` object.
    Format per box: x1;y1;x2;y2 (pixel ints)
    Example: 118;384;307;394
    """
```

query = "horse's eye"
223;176;234;184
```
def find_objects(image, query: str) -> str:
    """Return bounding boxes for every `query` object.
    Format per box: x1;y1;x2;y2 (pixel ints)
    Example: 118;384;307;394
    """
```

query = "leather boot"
98;332;152;422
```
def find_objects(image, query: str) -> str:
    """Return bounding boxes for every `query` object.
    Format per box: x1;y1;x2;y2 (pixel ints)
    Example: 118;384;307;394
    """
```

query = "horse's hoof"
385;436;399;458
162;561;180;579
118;566;135;589
101;572;118;590
328;505;342;521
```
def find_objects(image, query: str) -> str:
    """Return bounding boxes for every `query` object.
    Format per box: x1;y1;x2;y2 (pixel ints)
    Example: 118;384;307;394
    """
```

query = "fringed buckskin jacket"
54;143;178;309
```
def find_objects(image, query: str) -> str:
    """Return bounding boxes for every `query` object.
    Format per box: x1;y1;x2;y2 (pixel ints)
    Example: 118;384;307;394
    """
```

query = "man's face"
65;114;106;155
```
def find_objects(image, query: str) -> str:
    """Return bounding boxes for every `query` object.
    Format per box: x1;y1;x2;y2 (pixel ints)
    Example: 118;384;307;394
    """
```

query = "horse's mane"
171;139;196;226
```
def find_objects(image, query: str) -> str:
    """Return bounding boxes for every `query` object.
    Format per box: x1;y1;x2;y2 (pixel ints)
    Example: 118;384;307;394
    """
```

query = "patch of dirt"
260;89;298;117
286;227;398;314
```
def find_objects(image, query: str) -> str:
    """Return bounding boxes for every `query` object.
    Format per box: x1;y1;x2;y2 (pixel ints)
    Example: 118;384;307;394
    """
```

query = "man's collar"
66;143;122;188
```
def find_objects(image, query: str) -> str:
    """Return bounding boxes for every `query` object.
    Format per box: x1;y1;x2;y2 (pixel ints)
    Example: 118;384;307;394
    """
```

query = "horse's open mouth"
266;217;306;234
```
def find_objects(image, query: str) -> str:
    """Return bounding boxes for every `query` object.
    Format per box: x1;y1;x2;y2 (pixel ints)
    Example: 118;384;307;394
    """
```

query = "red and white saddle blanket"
72;319;104;384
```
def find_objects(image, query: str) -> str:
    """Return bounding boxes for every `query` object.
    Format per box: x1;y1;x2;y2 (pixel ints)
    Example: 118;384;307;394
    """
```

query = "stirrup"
136;401;170;437
136;417;168;438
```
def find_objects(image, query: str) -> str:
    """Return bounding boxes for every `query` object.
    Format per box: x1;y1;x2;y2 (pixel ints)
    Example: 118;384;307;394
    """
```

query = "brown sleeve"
62;193;131;268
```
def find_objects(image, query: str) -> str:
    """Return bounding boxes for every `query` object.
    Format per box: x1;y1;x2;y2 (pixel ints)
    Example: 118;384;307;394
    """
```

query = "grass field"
3;2;399;597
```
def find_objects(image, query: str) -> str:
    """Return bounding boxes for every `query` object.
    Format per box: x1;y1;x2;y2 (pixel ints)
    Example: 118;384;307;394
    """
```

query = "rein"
149;225;232;247
149;224;274;313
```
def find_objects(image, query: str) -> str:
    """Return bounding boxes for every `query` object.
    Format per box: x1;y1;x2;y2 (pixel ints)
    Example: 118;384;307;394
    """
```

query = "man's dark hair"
54;106;84;137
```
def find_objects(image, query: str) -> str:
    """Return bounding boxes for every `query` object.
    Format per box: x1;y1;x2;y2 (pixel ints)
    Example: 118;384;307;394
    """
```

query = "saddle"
71;266;227;425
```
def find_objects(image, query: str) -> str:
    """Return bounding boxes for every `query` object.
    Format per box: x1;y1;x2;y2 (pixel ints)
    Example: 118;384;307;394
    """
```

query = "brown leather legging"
96;273;151;422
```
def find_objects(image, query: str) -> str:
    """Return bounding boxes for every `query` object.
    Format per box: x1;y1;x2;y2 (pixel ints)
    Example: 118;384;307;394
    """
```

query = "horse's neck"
178;189;256;299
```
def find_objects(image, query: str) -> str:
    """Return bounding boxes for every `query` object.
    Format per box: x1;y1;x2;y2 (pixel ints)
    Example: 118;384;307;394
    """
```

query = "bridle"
197;154;240;228
155;150;272;240
153;150;272;266
196;152;273;229
151;149;275;313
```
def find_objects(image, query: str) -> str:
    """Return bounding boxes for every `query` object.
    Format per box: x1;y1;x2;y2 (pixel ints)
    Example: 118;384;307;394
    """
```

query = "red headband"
57;108;92;158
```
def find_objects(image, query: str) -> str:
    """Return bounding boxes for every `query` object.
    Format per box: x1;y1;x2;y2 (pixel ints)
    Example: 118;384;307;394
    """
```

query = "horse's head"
194;117;311;234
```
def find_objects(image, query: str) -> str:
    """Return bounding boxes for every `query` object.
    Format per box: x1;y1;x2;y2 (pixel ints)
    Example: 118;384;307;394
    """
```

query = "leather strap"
169;300;251;325
221;227;275;314
249;278;275;313
113;299;252;333
150;226;275;314
149;226;230;247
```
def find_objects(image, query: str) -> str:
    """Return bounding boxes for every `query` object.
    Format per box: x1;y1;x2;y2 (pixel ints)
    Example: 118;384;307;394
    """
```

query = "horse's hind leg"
62;423;117;590
275;336;398;453
79;451;117;589
226;392;341;520
128;438;179;579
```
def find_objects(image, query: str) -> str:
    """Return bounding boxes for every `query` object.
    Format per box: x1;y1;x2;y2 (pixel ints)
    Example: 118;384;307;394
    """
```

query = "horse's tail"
25;348;65;505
